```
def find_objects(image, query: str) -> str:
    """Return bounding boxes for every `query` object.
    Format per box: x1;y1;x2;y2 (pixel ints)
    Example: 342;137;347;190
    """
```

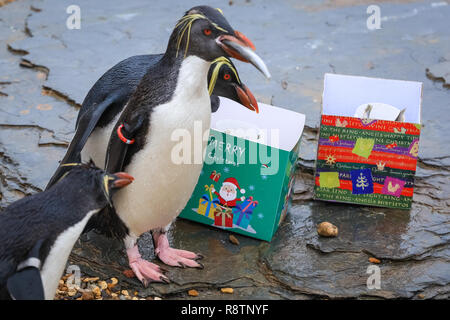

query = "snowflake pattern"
257;213;264;219
261;175;268;180
325;154;336;165
249;185;255;191
223;167;230;173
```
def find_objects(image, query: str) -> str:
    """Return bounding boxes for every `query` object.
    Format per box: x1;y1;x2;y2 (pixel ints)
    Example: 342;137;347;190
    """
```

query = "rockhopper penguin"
94;6;270;286
0;163;133;300
46;55;258;188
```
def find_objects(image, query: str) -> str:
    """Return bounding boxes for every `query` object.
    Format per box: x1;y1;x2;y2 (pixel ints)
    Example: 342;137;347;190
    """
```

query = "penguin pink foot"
126;245;169;286
153;233;204;269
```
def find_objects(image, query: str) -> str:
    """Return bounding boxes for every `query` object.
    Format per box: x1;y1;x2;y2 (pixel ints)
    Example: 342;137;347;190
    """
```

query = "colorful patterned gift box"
179;97;306;241
314;74;422;209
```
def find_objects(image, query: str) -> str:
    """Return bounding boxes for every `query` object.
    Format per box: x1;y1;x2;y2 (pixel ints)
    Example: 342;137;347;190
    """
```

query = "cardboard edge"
214;97;306;151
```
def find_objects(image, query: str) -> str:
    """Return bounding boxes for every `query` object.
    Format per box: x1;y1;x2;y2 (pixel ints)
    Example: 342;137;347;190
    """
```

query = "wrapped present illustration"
214;206;233;227
233;196;258;229
209;170;221;182
198;184;220;219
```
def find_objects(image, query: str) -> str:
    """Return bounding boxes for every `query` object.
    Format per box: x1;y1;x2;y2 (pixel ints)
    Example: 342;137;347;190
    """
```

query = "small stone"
221;288;234;294
121;290;129;296
92;286;101;298
83;277;99;282
123;269;135;278
281;80;288;90
188;289;199;297
154;296;162;300
81;291;94;300
59;280;64;285
417;293;425;299
132;297;139;300
317;222;338;237
229;235;240;245
111;293;118;298
98;281;108;290
369;257;381;264
67;288;77;297
110;277;118;285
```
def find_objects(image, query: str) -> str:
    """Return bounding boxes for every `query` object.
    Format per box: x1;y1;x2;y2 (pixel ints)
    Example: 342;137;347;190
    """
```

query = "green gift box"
179;98;306;241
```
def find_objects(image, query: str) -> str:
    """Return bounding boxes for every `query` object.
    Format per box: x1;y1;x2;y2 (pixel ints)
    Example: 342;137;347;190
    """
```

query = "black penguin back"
77;54;162;129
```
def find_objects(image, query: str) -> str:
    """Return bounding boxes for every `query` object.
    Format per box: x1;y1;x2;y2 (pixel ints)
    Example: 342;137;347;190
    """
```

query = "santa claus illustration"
212;177;245;208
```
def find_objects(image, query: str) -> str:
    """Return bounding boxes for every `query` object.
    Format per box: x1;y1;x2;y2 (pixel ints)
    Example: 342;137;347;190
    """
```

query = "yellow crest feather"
208;57;240;96
174;13;228;58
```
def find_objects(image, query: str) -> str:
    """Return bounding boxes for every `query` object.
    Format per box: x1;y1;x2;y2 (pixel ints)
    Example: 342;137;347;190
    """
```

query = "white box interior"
212;97;306;152
322;73;422;124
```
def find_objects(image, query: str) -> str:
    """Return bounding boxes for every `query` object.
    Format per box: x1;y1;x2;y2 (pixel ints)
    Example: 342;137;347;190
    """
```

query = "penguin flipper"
6;240;45;300
6;267;44;300
84;115;145;239
46;92;123;189
105;113;145;174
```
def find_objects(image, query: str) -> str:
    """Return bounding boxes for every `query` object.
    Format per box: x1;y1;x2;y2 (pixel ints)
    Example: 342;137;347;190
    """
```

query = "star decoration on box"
325;154;337;165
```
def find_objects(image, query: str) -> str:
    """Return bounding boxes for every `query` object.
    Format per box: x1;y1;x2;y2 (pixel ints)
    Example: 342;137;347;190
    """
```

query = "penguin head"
171;6;270;79
208;57;258;113
59;162;134;207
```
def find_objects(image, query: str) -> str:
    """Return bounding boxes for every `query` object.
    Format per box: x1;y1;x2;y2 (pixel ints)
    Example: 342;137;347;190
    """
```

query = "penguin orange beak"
217;31;271;79
112;172;134;188
235;83;259;113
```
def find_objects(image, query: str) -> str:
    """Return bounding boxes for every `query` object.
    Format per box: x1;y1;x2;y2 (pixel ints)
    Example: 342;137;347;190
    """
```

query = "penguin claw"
178;262;187;268
160;276;171;284
195;253;205;260
196;262;204;270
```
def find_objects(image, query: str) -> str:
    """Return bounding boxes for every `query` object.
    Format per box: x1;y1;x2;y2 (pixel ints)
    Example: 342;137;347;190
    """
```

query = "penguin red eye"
223;74;231;80
203;28;212;36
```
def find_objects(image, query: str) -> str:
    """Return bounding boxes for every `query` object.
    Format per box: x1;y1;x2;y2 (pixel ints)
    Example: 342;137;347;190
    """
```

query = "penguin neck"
175;56;211;99
159;45;211;103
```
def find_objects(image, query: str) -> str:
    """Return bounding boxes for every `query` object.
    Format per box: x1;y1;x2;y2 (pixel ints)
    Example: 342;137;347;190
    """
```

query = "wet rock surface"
0;0;449;299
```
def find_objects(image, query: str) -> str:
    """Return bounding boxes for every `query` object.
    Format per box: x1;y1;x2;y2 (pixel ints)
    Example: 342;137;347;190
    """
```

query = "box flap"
322;73;422;124
211;97;306;152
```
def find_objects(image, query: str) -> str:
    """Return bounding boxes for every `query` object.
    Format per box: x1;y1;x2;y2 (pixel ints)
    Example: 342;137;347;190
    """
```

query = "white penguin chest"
40;209;98;300
112;56;212;236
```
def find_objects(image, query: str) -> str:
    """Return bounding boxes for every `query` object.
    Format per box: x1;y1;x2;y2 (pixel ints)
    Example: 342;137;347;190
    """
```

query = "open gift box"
179;97;306;241
314;73;422;209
